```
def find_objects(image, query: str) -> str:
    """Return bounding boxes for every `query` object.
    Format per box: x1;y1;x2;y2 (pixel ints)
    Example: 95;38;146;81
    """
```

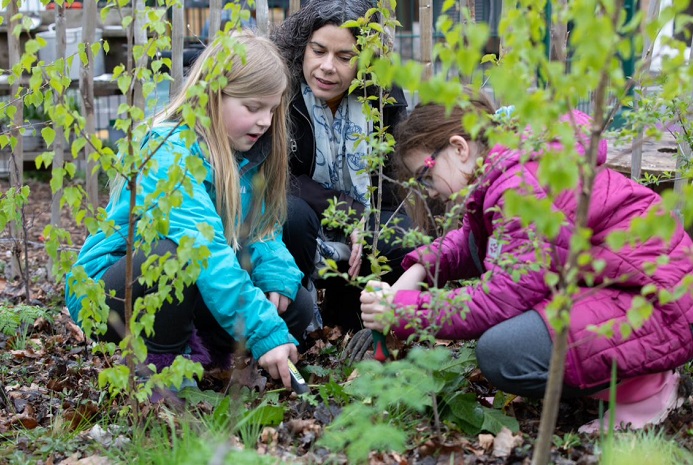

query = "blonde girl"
66;32;312;392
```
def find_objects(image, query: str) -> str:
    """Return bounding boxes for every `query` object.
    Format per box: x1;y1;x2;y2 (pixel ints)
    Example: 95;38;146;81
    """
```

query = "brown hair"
393;88;497;230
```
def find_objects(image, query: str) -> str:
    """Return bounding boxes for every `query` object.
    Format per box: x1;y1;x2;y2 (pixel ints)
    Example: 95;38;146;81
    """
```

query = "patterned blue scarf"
302;83;371;207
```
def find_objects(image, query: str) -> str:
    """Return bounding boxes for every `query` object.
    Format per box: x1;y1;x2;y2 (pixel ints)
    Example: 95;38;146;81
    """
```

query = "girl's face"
221;91;283;152
302;24;358;105
404;135;477;201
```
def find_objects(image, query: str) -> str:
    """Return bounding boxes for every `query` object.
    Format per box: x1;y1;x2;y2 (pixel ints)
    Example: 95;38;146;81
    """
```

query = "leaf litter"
1;178;693;464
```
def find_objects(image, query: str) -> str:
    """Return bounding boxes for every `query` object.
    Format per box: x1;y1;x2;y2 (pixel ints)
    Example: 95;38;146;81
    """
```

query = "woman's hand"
258;343;298;391
348;226;364;279
267;292;291;314
360;281;395;332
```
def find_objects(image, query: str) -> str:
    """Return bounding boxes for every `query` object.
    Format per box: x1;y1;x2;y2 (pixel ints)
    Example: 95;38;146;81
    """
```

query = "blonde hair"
118;31;290;249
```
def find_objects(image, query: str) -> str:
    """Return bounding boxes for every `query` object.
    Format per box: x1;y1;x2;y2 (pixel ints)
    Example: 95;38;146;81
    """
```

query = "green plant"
0;303;52;349
319;346;518;464
0;100;48;127
104;402;285;465
600;429;693;465
553;432;581;451
235;402;286;449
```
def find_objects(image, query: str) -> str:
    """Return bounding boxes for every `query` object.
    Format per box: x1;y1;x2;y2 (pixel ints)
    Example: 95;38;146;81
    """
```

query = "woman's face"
221;91;283;152
302;24;358;104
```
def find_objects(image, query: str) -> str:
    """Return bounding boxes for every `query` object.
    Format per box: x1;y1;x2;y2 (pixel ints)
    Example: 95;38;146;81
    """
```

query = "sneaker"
578;371;684;434
303;279;324;335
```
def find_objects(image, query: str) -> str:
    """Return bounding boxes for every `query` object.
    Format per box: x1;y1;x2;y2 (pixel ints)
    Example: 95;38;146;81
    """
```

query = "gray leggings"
476;310;605;398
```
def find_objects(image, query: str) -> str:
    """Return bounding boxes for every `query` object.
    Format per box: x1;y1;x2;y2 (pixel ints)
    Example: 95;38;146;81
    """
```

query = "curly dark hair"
270;0;378;87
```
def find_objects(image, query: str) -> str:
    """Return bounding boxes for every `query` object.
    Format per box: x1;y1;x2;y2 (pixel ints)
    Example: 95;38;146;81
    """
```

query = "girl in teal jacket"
65;32;312;391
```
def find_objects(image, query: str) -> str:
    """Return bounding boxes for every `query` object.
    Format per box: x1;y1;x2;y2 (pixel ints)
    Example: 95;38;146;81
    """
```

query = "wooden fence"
0;0;687;224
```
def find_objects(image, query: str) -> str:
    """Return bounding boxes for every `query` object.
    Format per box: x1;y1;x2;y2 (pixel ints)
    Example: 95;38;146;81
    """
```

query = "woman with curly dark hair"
271;0;413;332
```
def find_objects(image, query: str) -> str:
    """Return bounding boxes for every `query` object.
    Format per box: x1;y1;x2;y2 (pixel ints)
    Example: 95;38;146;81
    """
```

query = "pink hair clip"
424;157;436;169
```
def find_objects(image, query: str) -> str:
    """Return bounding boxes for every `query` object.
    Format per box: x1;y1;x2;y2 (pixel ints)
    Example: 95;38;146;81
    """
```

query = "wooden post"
289;0;300;16
81;0;99;208
631;0;661;182
419;0;433;81
208;0;221;42
674;20;693;223
171;0;184;98
256;0;269;37
133;0;147;111
551;0;568;64
51;4;67;230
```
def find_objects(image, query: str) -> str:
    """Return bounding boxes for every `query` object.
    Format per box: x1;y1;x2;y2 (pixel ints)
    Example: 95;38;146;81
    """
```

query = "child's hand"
360;281;394;332
258;343;298;391
392;263;427;292
267;292;291;314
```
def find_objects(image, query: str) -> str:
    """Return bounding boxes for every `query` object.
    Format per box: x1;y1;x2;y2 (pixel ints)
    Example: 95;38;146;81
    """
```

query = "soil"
1;175;693;464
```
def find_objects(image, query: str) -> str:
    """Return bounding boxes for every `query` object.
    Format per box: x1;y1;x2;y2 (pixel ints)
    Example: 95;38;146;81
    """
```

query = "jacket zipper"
292;101;317;175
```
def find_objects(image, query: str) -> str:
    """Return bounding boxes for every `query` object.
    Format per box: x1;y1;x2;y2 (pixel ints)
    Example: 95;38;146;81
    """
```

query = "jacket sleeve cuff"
249;331;299;361
392;290;425;339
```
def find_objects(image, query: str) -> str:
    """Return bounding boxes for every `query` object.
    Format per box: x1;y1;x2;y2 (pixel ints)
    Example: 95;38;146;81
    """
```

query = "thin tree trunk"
531;3;620;464
673;18;693;222
6;0;25;289
82;0;99;208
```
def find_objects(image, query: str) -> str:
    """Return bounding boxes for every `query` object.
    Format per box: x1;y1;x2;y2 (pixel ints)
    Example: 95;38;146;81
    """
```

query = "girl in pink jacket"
360;92;693;433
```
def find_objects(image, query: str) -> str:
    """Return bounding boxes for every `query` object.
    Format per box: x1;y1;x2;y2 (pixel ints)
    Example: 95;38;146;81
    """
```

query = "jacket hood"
470;110;608;204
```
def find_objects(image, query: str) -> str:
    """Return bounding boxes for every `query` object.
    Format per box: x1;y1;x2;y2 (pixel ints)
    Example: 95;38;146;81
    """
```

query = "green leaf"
244;404;286;427
445;392;485;434
41;126;55;146
480;406;520;434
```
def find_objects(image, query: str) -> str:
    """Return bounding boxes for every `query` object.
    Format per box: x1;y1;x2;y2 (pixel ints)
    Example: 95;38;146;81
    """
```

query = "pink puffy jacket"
393;111;693;389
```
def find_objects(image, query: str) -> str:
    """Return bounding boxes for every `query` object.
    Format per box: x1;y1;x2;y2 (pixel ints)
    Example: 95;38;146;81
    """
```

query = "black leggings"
100;239;313;355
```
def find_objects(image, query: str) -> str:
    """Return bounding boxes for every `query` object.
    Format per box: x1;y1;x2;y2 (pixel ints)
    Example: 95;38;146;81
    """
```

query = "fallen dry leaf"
60;453;112;465
260;426;278;447
229;358;267;392
65;319;86;344
10;348;44;359
64;401;99;431
492;426;523;458
11;412;38;429
285;418;319;435
346;367;360;383
477;433;494;452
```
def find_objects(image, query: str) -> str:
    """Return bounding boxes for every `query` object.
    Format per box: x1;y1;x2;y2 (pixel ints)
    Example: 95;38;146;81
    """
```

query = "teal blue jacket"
65;126;303;360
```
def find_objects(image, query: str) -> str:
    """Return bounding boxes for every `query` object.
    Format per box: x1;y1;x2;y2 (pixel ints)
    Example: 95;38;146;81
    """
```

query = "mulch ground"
2;175;693;464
